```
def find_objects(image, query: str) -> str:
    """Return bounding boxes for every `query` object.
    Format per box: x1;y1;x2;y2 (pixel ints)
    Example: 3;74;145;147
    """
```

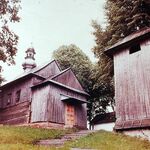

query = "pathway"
36;130;96;148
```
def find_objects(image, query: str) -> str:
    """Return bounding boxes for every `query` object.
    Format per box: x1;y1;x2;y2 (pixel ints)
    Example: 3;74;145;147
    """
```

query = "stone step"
36;139;68;146
36;130;97;147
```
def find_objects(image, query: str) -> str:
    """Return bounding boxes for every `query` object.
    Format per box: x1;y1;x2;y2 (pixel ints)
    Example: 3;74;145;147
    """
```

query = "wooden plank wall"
0;76;42;125
0;101;30;125
75;103;87;128
1;78;33;108
114;39;150;129
0;93;2;109
35;61;61;79
31;83;87;128
31;85;49;122
32;76;44;85
53;69;84;91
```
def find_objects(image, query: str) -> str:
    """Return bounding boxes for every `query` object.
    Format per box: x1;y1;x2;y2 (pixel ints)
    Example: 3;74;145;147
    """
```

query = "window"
7;93;12;105
15;90;21;102
129;44;141;54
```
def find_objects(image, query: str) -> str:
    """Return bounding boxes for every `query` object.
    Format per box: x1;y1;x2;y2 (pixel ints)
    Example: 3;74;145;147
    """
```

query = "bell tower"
22;47;37;72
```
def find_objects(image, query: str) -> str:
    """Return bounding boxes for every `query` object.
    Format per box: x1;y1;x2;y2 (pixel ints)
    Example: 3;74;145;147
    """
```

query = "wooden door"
65;104;75;127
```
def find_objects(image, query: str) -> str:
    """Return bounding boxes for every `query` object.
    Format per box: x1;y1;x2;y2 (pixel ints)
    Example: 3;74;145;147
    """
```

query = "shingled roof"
105;27;150;57
1;59;89;96
0;60;58;89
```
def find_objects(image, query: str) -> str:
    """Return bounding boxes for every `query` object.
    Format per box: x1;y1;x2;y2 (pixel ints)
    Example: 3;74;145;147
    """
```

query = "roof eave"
105;29;150;57
0;73;45;90
31;80;90;96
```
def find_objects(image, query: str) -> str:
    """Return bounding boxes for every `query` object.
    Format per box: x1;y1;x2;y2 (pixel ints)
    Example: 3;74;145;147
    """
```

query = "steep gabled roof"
52;68;85;92
1;60;60;89
0;73;45;89
1;59;88;97
105;27;150;57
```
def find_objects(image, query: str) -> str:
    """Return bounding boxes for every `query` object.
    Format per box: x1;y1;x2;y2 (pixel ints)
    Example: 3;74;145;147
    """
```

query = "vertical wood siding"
35;61;61;79
0;93;2;109
31;85;49;122
75;103;87;128
31;83;87;128
53;69;84;91
114;39;150;129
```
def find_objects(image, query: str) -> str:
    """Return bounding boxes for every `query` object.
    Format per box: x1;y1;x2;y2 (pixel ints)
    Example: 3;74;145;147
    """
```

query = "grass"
60;130;150;150
0;126;150;150
0;125;73;150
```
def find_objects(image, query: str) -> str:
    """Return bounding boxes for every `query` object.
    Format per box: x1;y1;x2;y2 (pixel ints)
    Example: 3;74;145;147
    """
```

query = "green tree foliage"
91;21;114;118
0;0;21;83
93;0;150;58
52;44;93;93
91;0;150;116
105;0;150;45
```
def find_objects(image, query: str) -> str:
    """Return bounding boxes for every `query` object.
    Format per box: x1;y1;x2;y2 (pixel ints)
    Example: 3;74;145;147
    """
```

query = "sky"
1;0;106;82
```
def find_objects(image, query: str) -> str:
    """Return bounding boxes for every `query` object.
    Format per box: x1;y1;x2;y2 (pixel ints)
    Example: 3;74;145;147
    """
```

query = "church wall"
31;83;87;129
0;76;36;125
1;78;33;108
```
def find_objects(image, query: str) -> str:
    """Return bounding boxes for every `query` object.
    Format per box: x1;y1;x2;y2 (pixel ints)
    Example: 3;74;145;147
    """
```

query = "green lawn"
0;125;72;150
0;126;150;150
61;130;150;150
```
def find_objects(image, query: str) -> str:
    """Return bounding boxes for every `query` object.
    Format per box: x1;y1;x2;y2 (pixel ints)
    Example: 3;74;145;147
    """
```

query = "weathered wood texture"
0;101;30;124
0;75;44;124
0;60;87;127
75;103;87;128
32;76;45;85
35;61;61;79
0;93;2;109
114;39;150;130
53;69;84;91
31;83;87;128
65;104;75;128
31;85;49;122
0;78;33;108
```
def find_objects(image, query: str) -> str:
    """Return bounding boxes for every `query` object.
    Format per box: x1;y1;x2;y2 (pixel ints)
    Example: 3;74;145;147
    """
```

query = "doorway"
65;103;75;127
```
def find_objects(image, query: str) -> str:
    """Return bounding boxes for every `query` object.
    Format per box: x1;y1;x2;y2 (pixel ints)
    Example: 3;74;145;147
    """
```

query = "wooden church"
105;27;150;139
0;48;88;129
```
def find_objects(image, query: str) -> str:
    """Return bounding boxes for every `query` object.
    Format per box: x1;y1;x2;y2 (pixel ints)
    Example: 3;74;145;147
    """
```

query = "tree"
105;0;150;45
52;44;93;93
0;0;21;83
91;0;150;114
93;0;150;58
91;21;114;115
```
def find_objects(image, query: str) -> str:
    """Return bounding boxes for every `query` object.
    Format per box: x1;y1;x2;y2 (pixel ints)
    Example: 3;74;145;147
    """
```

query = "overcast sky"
1;0;106;82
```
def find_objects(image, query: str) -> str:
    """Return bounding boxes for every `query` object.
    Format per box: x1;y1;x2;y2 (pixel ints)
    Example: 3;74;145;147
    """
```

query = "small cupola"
22;47;37;72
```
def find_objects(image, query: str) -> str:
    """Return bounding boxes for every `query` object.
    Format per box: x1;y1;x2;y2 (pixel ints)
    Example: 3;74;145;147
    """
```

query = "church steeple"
22;47;37;72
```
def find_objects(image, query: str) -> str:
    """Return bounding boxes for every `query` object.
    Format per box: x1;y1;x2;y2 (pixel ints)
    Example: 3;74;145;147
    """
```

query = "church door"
65;103;75;127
